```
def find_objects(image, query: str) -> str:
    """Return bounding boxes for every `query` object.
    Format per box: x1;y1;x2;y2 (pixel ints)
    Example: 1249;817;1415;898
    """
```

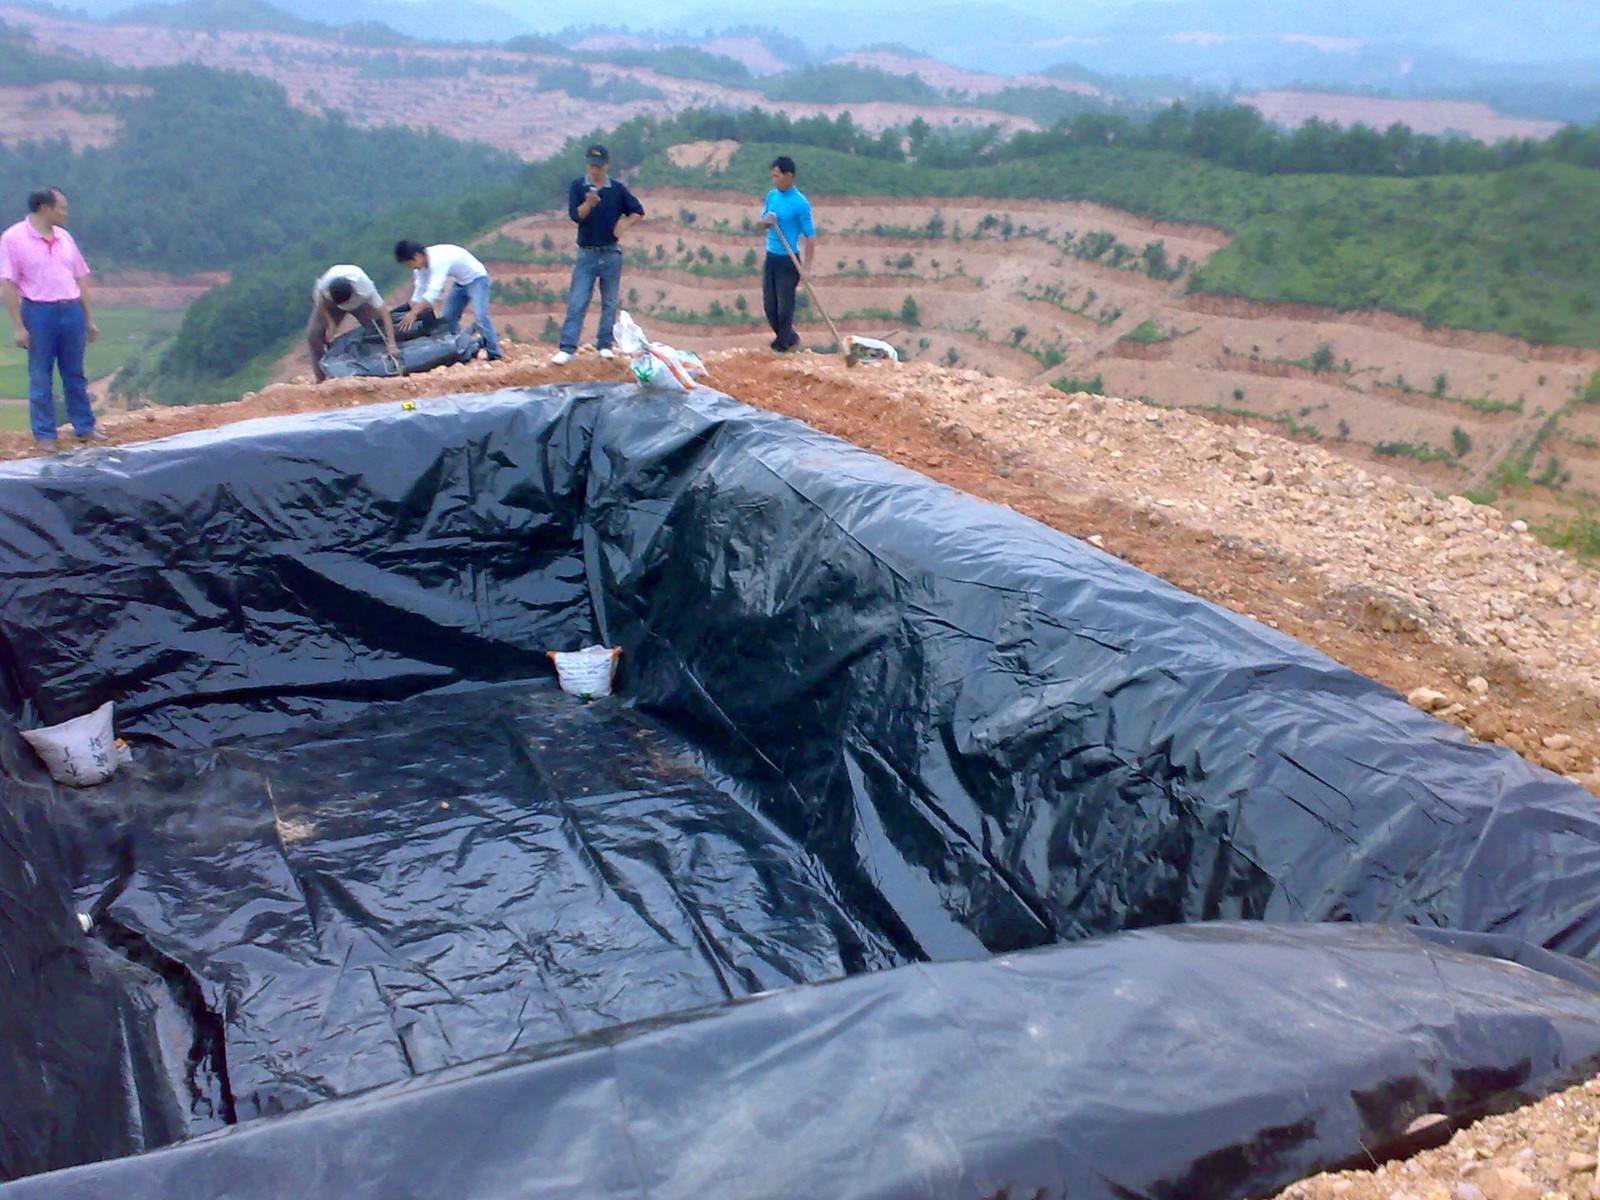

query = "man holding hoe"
758;156;816;354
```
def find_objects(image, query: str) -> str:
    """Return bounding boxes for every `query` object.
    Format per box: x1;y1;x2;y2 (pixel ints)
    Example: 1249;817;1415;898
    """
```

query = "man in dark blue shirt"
553;144;645;365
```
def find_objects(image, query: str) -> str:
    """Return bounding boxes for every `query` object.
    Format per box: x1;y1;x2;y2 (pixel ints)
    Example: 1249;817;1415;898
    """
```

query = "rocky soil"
1275;1077;1600;1200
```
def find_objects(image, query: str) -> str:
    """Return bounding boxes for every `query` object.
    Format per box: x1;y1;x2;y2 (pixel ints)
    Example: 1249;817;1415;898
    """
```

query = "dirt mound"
665;140;739;173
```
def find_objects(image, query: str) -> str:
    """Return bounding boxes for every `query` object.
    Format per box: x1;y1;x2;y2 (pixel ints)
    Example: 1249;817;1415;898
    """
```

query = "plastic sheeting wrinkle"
905;964;1143;1200
742;452;919;590
497;924;581;1045
1269;754;1365;847
90;907;238;1126
846;736;1058;943
502;714;737;1002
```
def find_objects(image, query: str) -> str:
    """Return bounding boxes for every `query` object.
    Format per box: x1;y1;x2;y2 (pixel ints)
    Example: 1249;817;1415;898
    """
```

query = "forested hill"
0;37;519;272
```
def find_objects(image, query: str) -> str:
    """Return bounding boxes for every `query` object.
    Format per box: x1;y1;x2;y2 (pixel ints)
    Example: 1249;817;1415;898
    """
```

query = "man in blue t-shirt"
553;144;646;365
759;156;816;353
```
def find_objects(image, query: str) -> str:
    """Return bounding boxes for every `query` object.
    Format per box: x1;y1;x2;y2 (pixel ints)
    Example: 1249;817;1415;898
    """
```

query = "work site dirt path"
6;340;1600;1192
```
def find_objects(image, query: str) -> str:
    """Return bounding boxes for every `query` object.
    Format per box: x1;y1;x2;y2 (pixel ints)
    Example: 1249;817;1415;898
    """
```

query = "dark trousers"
307;301;380;382
22;298;92;440
762;253;801;350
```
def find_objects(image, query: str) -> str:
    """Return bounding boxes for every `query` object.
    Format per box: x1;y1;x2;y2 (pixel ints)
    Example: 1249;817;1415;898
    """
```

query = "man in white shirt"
393;240;502;361
309;264;400;383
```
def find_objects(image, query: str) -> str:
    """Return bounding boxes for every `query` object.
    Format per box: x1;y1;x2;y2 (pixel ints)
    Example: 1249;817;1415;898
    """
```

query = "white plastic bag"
631;345;707;391
616;310;708;391
21;700;132;787
845;335;899;365
548;645;621;698
614;310;651;356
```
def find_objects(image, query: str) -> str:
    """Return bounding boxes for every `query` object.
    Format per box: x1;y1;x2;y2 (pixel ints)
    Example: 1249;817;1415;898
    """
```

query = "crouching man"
308;263;399;383
394;239;503;361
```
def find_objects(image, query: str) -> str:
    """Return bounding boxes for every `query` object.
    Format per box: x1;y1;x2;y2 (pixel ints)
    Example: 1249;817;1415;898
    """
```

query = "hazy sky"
58;0;1600;83
501;0;1600;67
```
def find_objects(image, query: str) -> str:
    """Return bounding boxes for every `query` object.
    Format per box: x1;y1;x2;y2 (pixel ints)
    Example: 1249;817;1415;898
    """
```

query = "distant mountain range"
14;0;1600;123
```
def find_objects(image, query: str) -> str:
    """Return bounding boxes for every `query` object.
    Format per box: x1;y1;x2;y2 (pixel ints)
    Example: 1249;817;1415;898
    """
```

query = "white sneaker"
551;350;573;365
598;348;615;360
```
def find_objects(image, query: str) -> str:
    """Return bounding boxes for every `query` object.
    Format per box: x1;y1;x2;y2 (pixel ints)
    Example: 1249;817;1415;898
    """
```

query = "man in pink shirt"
1;187;102;447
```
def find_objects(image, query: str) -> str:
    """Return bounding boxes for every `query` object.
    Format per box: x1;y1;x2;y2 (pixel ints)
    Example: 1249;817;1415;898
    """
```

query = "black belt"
21;297;80;305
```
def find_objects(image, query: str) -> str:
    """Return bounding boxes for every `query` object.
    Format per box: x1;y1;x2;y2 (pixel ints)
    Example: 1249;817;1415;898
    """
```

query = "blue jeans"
559;246;623;353
440;273;502;359
23;298;93;440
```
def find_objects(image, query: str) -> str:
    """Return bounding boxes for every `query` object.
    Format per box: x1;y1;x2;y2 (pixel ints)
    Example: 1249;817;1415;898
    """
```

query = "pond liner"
3;384;1600;1196
320;305;484;379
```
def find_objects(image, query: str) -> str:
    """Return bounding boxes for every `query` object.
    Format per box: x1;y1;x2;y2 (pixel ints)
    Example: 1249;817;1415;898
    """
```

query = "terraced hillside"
458;175;1600;530
0;4;1037;159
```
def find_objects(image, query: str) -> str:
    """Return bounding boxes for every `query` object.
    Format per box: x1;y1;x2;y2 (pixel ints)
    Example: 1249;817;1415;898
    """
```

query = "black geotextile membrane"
320;305;485;379
4;384;1600;1199
12;924;1600;1200
56;681;887;1137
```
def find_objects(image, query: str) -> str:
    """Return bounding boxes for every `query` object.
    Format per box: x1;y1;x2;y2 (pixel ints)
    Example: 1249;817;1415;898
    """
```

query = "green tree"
900;295;920;327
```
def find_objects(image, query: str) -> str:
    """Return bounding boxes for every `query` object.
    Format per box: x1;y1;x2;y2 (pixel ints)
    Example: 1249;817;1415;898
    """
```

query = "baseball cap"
584;144;609;165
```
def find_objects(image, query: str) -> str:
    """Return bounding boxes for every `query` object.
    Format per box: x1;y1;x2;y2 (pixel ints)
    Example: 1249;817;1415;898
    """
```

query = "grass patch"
1496;413;1564;488
1288;342;1341;373
1121;318;1183;345
643;303;763;328
1539;510;1600;560
470;235;574;266
1053;373;1106;396
1375;440;1457;465
491;278;567;306
1450;394;1524;415
1374;370;1524;413
1017;284;1121;326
